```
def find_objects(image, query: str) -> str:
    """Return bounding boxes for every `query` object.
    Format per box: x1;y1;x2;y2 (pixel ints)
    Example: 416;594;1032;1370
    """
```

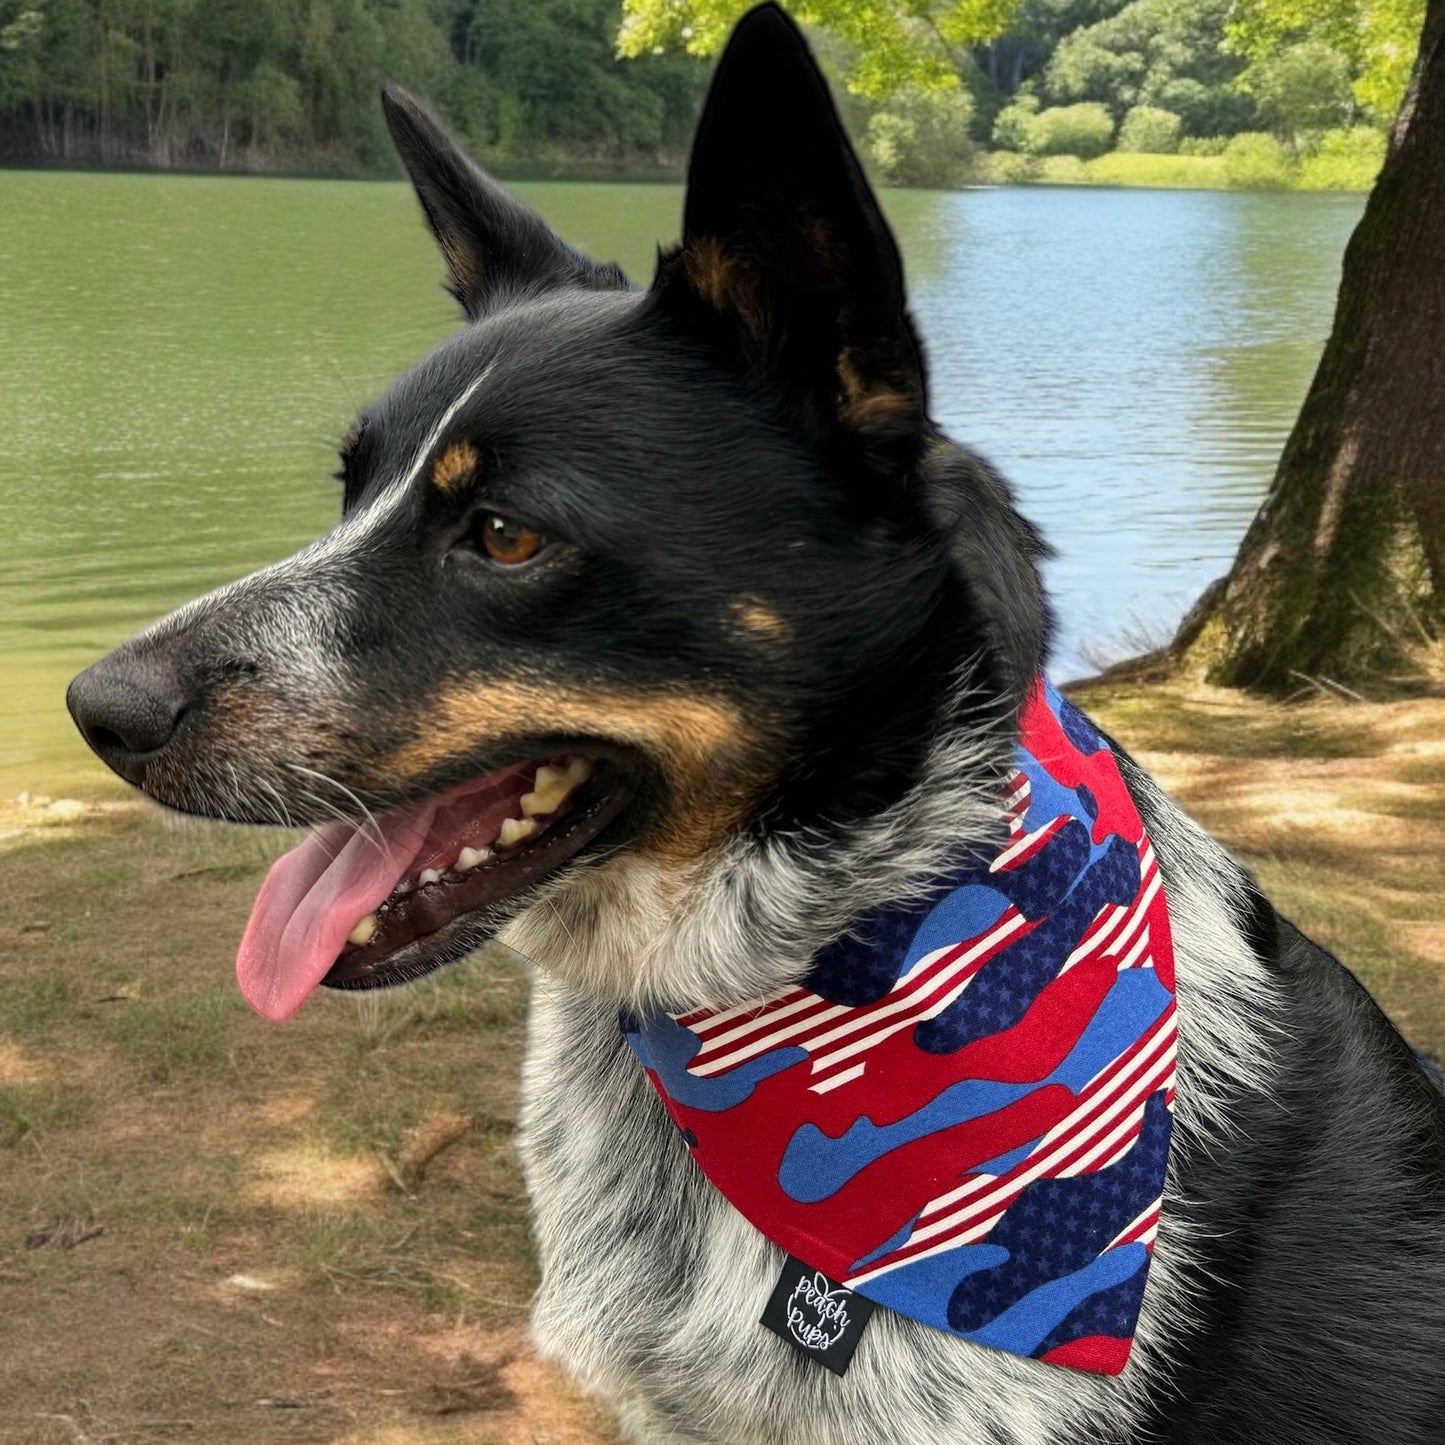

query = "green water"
0;172;1362;797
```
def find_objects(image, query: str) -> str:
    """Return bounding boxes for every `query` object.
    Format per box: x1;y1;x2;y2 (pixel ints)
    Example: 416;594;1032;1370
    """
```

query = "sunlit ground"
2;673;1443;1442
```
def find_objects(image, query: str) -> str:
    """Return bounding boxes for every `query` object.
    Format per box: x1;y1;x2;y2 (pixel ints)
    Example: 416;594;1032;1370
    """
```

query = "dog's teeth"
347;914;377;946
521;784;567;816
523;759;591;817
457;846;491;871
499;817;538;847
418;868;443;886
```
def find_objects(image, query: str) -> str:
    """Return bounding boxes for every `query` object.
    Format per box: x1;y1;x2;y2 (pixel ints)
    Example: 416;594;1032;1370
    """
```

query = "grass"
0;804;616;1444
1078;675;1445;1046
975;148;1378;193
1058;152;1229;189
2;675;1443;1441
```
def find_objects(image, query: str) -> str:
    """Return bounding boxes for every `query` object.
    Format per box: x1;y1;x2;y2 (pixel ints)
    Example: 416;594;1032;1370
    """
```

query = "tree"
617;0;1023;98
0;4;43;112
1249;39;1356;138
1042;0;1256;133
0;0;710;171
866;84;976;186
970;0;1123;103
1228;0;1426;118
1174;0;1444;688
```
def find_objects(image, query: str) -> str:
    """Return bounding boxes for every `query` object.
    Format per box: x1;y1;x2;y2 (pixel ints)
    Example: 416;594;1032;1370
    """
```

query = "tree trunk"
975;37;1027;98
1174;0;1445;691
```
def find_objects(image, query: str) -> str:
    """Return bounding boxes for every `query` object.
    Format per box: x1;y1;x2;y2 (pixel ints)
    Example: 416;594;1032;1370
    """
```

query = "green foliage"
1042;0;1256;135
1036;152;1089;181
1227;0;1425;119
1117;104;1181;152
1221;130;1296;188
618;0;1023;100
244;62;304;147
866;85;976;187
0;4;43;109
1249;39;1356;137
977;148;1040;182
0;0;709;174
1022;101;1115;156
991;91;1040;149
1178;134;1229;155
1083;150;1226;185
1297;124;1387;190
0;0;1415;186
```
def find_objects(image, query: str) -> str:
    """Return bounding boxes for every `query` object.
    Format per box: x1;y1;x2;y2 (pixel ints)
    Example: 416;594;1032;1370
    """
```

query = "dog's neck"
503;662;1024;1013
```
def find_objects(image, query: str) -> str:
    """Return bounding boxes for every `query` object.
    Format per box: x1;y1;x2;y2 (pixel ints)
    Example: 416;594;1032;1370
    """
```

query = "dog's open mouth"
236;753;632;1022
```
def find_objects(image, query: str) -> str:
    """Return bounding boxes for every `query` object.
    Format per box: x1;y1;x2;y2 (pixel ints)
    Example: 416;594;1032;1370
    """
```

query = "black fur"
1117;753;1445;1444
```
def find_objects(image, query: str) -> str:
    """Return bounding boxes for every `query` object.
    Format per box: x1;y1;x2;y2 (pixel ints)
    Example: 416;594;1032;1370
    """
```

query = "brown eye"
478;512;543;565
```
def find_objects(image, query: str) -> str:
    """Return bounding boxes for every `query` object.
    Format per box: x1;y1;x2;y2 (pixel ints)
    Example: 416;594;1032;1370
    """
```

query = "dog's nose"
66;655;190;784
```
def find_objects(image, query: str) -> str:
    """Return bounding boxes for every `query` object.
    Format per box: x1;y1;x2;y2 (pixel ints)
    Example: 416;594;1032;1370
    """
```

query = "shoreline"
0;156;1376;197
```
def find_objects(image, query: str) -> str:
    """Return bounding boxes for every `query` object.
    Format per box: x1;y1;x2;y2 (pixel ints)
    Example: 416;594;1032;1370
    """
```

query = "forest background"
0;0;1421;191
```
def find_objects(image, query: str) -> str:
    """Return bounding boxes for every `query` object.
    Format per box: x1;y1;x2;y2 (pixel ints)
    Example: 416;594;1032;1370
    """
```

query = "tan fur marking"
836;349;919;431
684;236;765;340
431;440;479;493
730;597;790;642
380;680;764;862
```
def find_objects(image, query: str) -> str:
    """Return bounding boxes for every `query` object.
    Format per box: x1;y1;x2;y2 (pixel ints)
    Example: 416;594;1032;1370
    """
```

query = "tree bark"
1174;0;1445;690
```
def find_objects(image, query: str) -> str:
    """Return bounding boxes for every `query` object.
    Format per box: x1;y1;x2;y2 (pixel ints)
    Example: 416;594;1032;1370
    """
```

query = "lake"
0;173;1363;797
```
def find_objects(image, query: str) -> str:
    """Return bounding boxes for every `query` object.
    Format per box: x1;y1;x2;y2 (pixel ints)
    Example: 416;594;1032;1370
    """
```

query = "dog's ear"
381;85;627;318
653;4;926;462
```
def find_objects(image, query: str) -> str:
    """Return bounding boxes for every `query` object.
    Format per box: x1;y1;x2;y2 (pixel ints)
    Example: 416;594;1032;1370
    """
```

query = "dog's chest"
516;978;1136;1445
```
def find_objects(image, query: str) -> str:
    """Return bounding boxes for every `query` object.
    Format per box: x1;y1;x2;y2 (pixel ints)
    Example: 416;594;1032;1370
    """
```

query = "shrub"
978;150;1039;185
1222;132;1296;189
1117;106;1182;155
1084;153;1227;189
1297;126;1388;191
1179;136;1229;157
1022;103;1115;159
866;85;976;188
991;93;1040;152
1037;154;1089;184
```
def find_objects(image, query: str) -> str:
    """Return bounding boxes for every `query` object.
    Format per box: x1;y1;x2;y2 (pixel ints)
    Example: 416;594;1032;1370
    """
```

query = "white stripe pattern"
681;909;1029;1081
847;1008;1176;1286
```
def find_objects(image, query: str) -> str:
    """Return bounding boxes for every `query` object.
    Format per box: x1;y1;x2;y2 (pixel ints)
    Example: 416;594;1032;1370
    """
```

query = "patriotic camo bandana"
623;681;1178;1376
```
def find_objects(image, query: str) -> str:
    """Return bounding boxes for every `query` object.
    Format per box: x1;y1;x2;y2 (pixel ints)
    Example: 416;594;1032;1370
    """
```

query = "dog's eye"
477;512;544;565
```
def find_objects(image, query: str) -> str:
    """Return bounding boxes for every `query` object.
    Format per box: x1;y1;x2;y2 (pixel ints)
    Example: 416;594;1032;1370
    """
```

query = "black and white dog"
67;7;1445;1441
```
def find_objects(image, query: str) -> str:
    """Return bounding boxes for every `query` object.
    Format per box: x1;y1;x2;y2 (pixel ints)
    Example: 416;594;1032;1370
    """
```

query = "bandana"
623;681;1177;1377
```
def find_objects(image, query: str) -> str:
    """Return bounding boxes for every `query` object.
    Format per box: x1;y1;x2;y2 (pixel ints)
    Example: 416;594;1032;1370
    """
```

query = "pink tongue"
236;803;436;1023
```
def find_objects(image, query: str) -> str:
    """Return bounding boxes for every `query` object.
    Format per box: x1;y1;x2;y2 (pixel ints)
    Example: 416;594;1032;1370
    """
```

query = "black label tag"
760;1255;874;1375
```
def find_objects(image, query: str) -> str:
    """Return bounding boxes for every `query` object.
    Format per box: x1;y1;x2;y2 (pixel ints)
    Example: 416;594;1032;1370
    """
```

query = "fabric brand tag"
760;1255;875;1375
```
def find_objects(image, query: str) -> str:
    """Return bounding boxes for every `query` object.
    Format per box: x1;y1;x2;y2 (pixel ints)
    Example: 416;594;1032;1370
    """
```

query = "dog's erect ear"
381;85;627;317
654;5;926;459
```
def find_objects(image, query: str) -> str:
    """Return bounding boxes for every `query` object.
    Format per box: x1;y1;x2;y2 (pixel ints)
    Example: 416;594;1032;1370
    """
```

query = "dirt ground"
2;676;1443;1444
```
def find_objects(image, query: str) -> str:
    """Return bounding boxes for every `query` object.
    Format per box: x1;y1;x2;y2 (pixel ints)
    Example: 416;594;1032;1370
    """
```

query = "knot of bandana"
624;680;1177;1376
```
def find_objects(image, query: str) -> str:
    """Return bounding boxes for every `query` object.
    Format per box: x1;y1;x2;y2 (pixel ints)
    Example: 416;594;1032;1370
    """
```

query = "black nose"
67;654;190;784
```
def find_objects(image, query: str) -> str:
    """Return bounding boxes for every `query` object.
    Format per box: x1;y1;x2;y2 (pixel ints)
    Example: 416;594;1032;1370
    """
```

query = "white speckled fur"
508;685;1281;1444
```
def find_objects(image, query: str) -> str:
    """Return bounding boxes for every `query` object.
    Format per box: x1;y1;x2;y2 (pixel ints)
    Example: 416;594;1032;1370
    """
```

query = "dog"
66;6;1445;1441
